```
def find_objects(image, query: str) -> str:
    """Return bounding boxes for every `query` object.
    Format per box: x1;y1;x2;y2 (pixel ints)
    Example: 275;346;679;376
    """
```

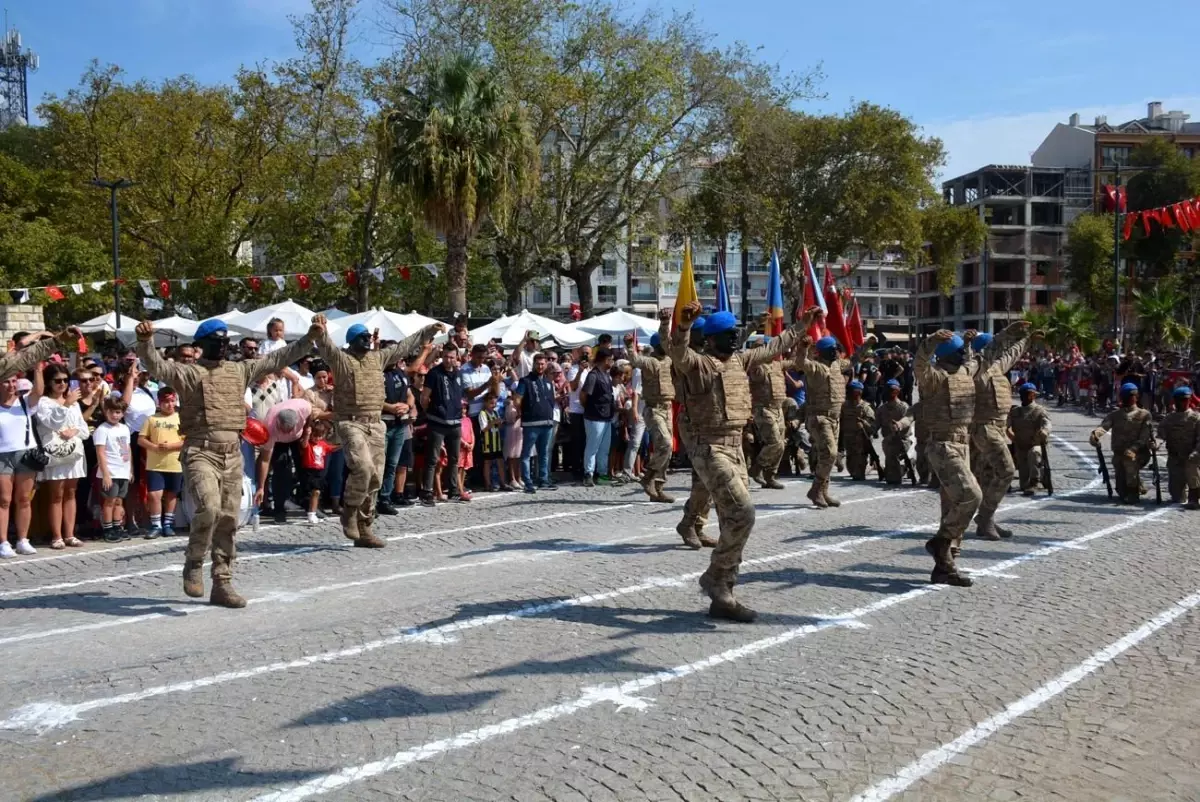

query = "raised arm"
666;302;704;374
914;332;945;388
0;332;72;380
136;327;193;390
246;332;317;385
851;335;878;364
310;325;354;377
381;323;444;370
742;326;800;369
981;320;1033;375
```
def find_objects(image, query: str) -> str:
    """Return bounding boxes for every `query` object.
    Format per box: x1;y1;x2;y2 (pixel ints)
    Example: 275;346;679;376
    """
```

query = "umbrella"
225;300;318;340
470;310;593;348
572;310;660;341
327;309;445;343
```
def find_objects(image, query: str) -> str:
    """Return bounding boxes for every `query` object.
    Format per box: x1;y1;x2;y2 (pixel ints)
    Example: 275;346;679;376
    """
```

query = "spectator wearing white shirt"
460;344;496;487
110;362;157;535
566;347;590;480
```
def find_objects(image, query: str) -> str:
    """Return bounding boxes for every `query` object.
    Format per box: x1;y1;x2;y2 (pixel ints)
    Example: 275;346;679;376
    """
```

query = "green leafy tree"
1063;212;1115;311
1125;138;1200;275
1132;280;1191;349
1024;299;1100;353
919;201;988;296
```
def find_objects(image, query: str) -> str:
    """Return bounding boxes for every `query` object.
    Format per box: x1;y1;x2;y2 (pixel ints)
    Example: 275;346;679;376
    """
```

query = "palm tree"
1133;281;1192;349
387;54;534;315
1025;299;1099;353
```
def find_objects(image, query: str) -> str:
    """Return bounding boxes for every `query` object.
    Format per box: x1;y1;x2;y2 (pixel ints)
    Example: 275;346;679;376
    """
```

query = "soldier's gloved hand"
135;320;155;342
931;329;954;342
678;301;702;326
308;314;327;339
1089;428;1103;447
1123;449;1137;461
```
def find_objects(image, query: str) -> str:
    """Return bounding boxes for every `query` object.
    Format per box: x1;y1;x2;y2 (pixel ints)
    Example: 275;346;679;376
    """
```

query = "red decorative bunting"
44;286;65;301
205;276;219;286
249;276;262;292
343;270;358;287
296;273;311;291
1122;213;1136;241
1125;193;1200;239
399;265;412;281
158;278;171;298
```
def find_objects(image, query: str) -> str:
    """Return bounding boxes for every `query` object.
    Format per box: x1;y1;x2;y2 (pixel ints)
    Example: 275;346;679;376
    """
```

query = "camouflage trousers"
1112;448;1150;499
915;433;931;483
692;441;755;584
644;403;673;484
845;430;870;479
677;416;711;534
750;406;785;479
926;437;982;543
183;441;243;580
882;435;910;484
337;419;387;526
970;421;1015;522
1166;453;1200;498
1013;444;1043;490
807;413;840;480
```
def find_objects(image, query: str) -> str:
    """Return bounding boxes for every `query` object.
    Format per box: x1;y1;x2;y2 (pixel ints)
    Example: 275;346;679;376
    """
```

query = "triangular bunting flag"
205;276;219;286
138;279;153;296
424;263;439;277
398;266;412;281
70;284;83;295
1122;213;1136;241
296;274;311;291
249;276;262;292
158;278;171;298
320;272;338;284
45;286;65;301
343;270;358;286
10;289;29;304
369;267;384;283
271;275;285;291
90;281;106;291
180;278;189;291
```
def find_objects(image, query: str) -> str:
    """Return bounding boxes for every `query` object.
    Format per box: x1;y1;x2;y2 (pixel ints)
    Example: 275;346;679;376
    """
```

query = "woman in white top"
0;372;41;557
36;363;88;548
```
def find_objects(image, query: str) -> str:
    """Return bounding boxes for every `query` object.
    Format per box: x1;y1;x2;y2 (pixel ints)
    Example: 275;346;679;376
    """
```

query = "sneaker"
162;526;177;537
306;512;320;525
451;491;473;503
583;476;595;488
144;527;162;540
104;529;123;543
0;542;14;558
376;501;400;516
14;539;35;556
524;485;537;494
596;475;612;485
273;512;288;525
538;482;559;491
419;495;436;508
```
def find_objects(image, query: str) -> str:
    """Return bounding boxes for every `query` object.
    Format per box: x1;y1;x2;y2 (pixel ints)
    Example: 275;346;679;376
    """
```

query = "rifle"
1151;443;1162;505
1039;442;1053;494
1095;444;1113;498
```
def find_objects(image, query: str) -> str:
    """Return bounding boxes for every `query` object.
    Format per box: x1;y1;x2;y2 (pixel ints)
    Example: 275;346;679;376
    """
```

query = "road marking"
243;504;1176;802
0;492;1160;733
847;583;1200;802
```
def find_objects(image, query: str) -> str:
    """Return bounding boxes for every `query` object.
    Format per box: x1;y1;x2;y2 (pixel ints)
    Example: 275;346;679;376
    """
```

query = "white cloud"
922;95;1200;183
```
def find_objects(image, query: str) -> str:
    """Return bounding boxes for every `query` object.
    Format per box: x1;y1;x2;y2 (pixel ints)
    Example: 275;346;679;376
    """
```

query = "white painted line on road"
243;504;1177;802
847;583;1200;802
0;493;1165;734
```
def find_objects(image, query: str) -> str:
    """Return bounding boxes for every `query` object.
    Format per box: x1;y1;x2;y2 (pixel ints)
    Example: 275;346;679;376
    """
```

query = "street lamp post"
1111;165;1122;347
90;178;135;327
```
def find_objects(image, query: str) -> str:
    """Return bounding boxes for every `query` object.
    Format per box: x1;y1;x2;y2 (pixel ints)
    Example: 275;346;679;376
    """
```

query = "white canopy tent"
225;300;318;340
322;307;350;320
327;309;444;344
78;312;139;344
571;310;660;341
469;310;593;349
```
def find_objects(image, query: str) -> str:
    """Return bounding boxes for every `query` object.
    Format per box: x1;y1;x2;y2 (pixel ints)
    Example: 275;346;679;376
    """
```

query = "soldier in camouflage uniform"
747;338;790;489
624;309;676;503
793;319;873;507
839;379;877;480
966;323;1033;541
669;303;800;621
1007;382;1051;496
915;330;980;587
1089;383;1154;504
1158;385;1200;508
313;316;444;548
877;379;912;485
137;317;321;607
782;397;809;476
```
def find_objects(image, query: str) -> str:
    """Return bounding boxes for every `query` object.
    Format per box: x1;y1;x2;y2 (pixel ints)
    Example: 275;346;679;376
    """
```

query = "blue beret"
848;380;864;391
1019;382;1038;393
934;335;965;359
1173;385;1193;398
692;316;706;333
1120;382;1139;395
702;311;738;336
816;336;838;352
194;319;228;340
886;379;901;389
971;332;993;351
649;333;661;349
345;323;370;344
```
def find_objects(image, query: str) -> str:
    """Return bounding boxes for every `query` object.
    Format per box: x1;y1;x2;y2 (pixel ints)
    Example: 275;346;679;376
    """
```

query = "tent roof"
225;300;317;340
571;310;660;340
469;310;593;348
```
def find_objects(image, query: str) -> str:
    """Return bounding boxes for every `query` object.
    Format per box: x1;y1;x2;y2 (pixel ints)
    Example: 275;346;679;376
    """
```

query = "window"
904;277;914;290
1101;145;1130;167
598;286;617;304
601;259;618;279
533;285;552;305
854;275;862;288
886;276;898;290
884;303;900;317
1035;290;1049;306
661;281;679;296
904;304;915;317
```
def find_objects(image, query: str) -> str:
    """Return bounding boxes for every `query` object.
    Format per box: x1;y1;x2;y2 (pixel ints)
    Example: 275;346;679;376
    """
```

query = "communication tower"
0;26;37;128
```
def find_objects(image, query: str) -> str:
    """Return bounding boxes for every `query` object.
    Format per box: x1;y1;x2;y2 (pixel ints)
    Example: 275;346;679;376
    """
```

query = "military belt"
338;414;382;424
186;439;242;454
697;434;744;448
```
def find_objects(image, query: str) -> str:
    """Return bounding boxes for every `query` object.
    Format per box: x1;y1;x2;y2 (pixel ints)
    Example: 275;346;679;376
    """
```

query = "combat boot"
183;560;205;599
747;466;764;485
354;511;386;548
926;537;972;587
340;505;359;541
676;520;702;549
698;571;757;623
974;517;1002;542
696;530;718;548
928;473;941;490
761;473;785;490
1186;488;1199;510
807;480;828;509
821;479;842;508
992;521;1013;539
654;481;675;504
641;476;660;501
210;578;247;609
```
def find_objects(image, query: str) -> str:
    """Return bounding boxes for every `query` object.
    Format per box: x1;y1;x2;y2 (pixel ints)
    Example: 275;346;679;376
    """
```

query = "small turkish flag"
1122;213;1136;240
45;286;65;301
296;274;311;291
399;265;412;281
205;276;219;286
249;276;262;292
343;270;358;286
158;278;171;298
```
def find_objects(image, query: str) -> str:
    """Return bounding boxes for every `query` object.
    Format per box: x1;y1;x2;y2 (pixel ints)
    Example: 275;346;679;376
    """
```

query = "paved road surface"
0;410;1197;801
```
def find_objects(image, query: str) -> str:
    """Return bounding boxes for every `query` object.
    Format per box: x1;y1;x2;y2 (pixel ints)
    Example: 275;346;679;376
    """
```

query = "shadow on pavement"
0;592;196;617
742;566;922;595
778;525;882;544
450;538;677;559
290;684;501;727
473;645;664;679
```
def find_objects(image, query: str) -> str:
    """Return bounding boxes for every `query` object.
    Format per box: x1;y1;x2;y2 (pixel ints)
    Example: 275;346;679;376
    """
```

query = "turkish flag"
205;276;219;286
846;297;866;350
823;284;852;354
1159;207;1175;228
158;278;171;298
296;274;311;291
249;276;262;292
1174;204;1192;232
343;270;357;286
44;286;65;301
399;266;412;281
1122;212;1136;240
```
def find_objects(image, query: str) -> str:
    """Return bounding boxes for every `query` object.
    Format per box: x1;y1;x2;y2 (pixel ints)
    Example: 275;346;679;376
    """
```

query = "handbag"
43;430;84;467
18;397;50;473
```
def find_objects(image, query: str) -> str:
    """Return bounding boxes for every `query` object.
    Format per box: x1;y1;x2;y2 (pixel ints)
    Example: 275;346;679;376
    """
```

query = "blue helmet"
971;332;993;351
848;379;864;391
194;319;228;340
1120;382;1139;396
1019;382;1038;394
345;323;370;344
816;336;838;354
702;311;738;337
886;379;901;389
649;333;661;349
1173;385;1193;398
934;335;966;360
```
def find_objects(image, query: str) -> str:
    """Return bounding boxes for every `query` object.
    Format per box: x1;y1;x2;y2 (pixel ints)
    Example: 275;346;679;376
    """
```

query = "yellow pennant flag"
672;238;699;331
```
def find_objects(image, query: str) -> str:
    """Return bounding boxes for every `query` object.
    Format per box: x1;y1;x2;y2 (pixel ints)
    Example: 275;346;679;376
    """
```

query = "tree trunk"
505;284;524;315
446;230;469;315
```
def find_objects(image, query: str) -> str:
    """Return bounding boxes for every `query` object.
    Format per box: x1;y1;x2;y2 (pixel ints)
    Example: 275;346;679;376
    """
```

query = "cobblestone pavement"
0;410;1197;802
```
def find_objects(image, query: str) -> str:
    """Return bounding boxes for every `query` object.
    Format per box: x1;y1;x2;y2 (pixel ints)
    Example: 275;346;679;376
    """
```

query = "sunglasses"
51;378;69;384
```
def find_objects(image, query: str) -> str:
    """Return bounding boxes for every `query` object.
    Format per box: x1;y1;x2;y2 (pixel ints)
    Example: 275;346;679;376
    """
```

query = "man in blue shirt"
512;353;559;493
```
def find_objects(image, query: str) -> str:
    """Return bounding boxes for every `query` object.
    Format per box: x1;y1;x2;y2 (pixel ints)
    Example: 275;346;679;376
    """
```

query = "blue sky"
14;0;1200;180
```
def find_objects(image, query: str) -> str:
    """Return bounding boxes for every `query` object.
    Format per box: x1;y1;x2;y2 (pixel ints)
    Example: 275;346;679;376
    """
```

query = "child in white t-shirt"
93;396;132;543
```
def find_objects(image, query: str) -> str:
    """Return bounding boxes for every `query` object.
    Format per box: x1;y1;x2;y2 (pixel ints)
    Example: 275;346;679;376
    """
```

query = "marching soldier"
1158;385;1200;508
1089;383;1154;504
747;336;790;489
312;317;444;548
839;379;877;481
877;379;912;485
668;303;799;621
967;323;1033;541
625;308;676;503
781;397;809;477
915;330;980;587
136;317;321;607
1007;382;1051;496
